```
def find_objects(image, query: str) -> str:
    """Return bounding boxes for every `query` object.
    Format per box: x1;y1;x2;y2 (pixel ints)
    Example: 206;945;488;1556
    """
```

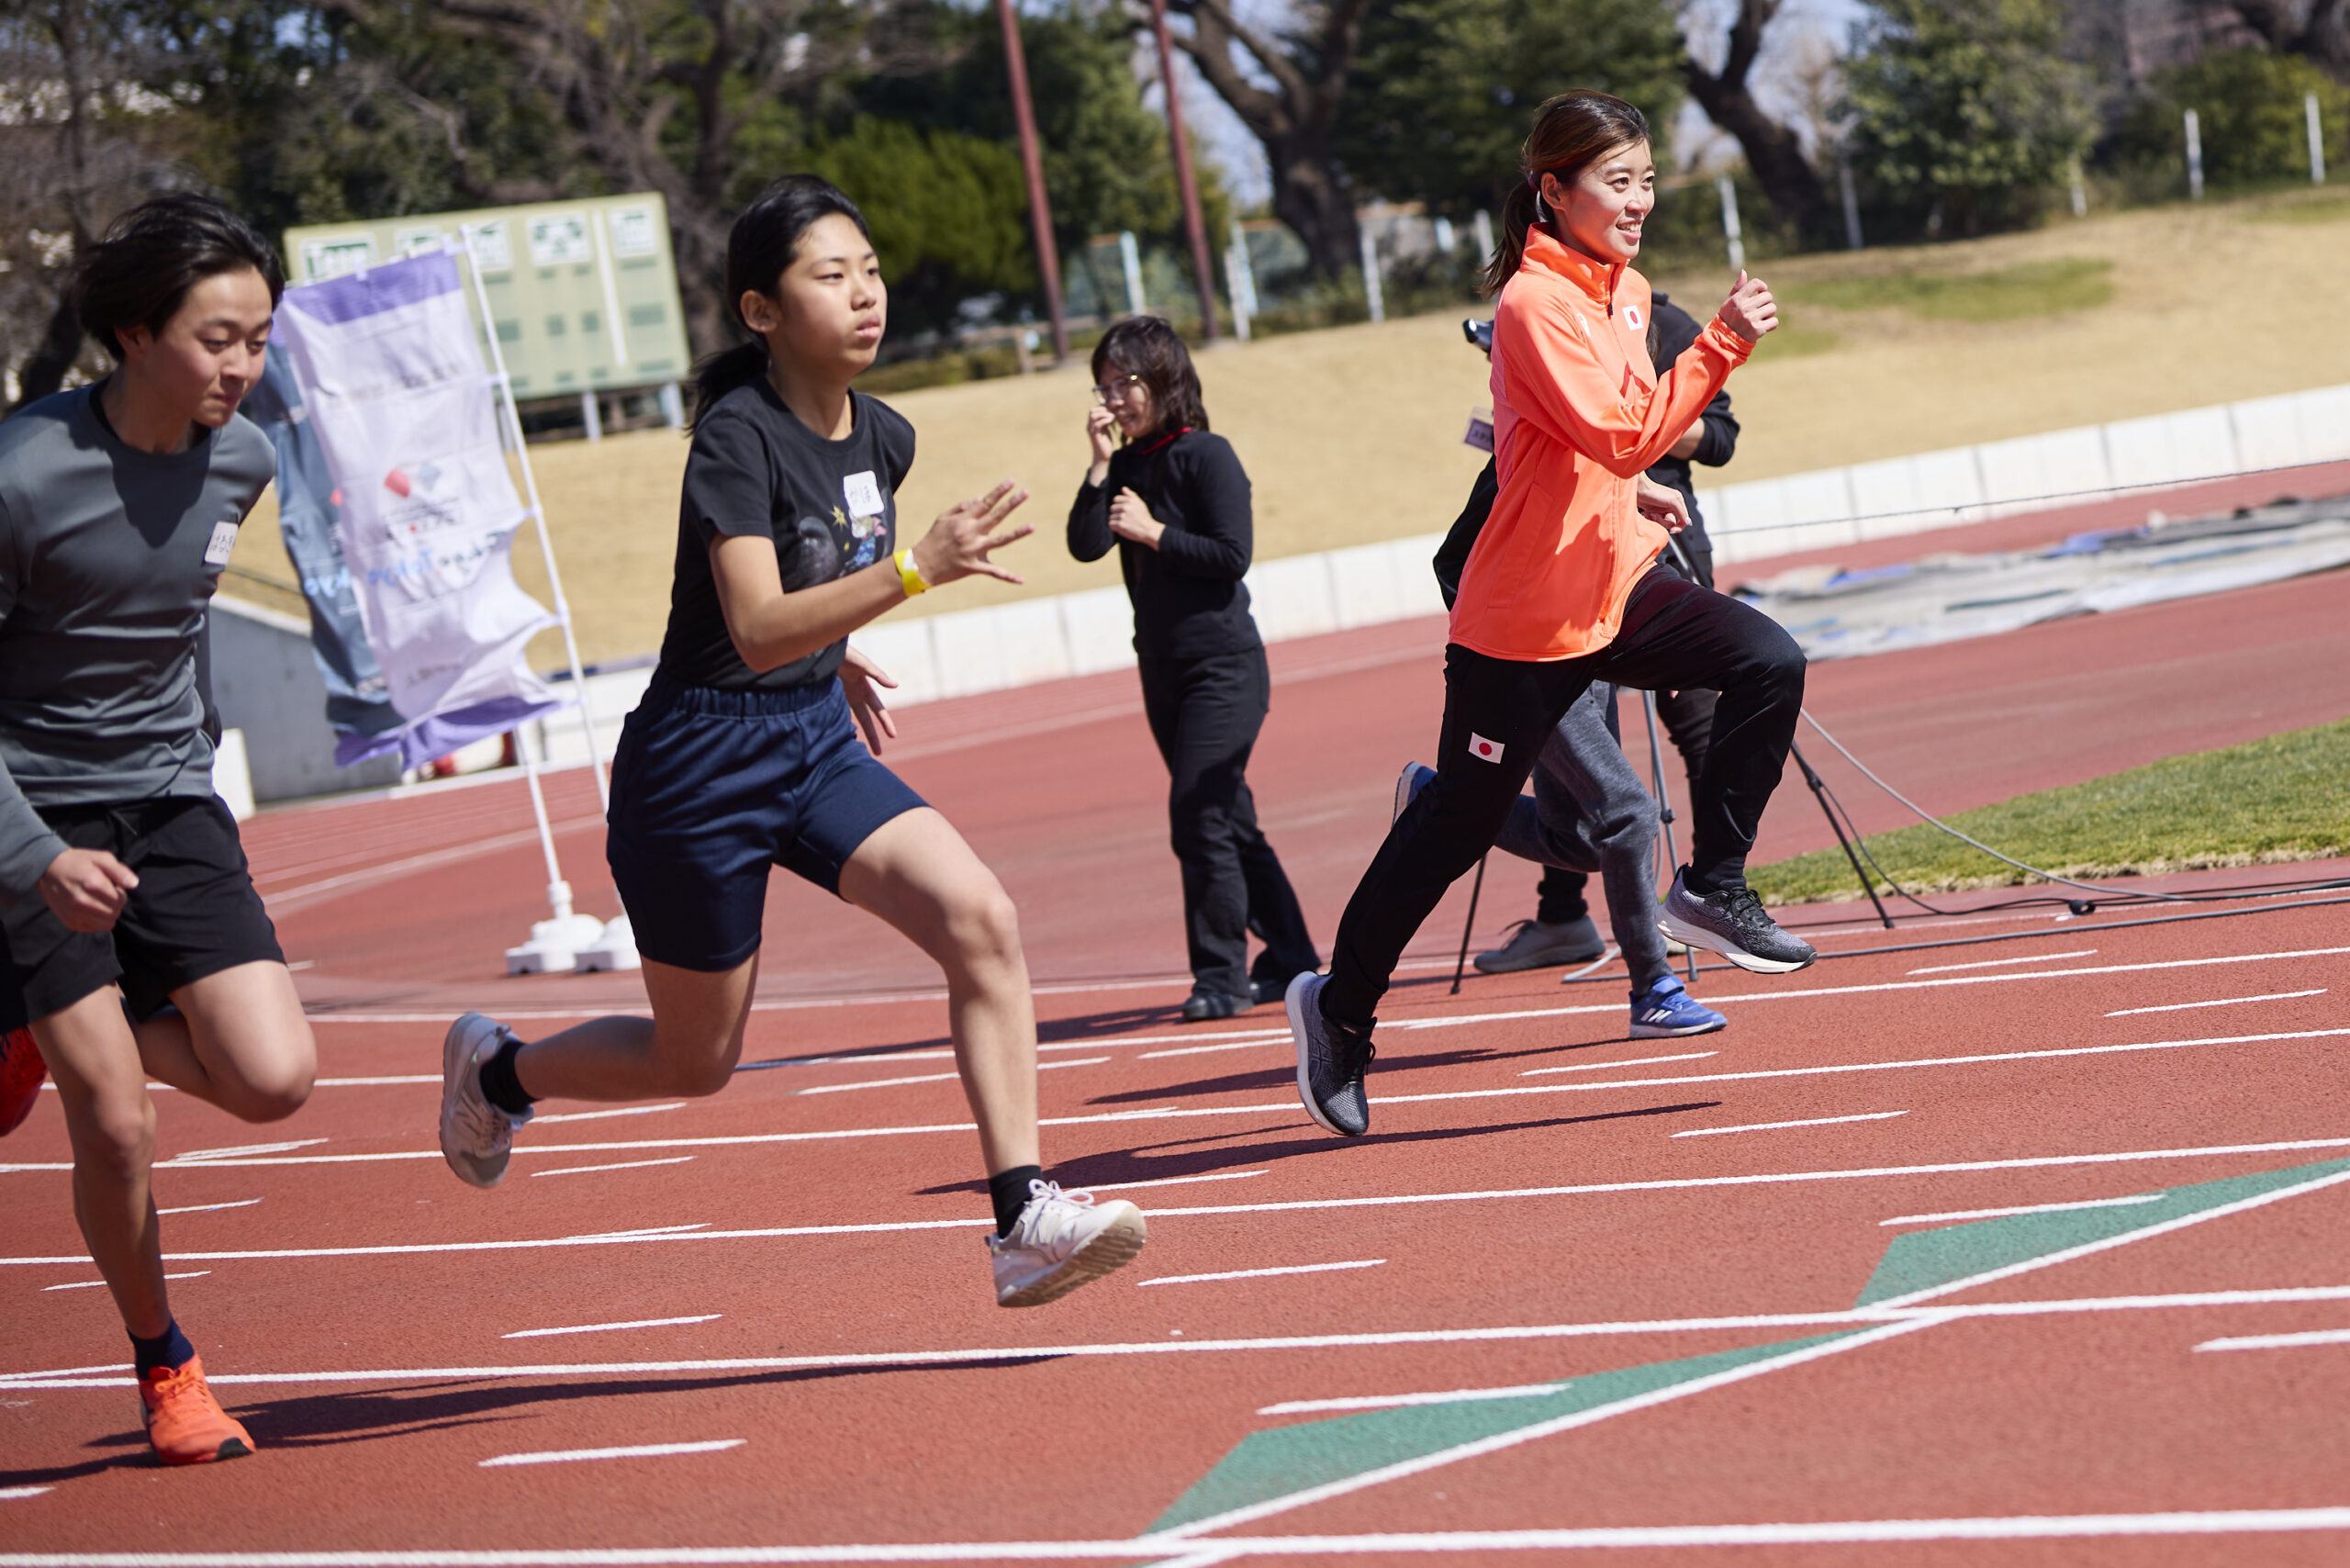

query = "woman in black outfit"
1069;318;1317;1021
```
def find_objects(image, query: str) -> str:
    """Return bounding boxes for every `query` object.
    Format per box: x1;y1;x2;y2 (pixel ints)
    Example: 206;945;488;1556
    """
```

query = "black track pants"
1324;570;1804;1027
1138;647;1318;998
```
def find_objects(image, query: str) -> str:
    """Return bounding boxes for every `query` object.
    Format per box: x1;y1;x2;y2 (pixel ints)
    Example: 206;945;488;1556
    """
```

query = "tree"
2112;47;2349;185
1336;0;1685;216
803;117;1036;330
1148;0;1371;277
0;0;183;410
1682;0;1832;241
1842;0;2096;234
2216;0;2349;83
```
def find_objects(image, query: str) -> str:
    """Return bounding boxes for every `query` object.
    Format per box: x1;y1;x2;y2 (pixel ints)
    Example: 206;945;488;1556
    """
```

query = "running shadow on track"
1081;1042;1631;1103
200;1359;1066;1450
1036;1003;1192;1042
918;1103;1723;1194
0;1442;156;1487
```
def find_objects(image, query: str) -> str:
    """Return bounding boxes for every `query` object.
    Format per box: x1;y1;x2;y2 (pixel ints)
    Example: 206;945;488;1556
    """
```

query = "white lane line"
1908;948;2096;975
743;1037;1217;1072
11;1134;2350;1263
530;1157;696;1178
797;1058;1110;1096
1080;1170;1267;1193
0;1487;50;1500
44;1271;207;1292
1155;1318;1945;1540
158;1199;262;1215
1522;1051;1718;1076
15;1283;2350;1390
1141;1037;1292;1059
173;1139;327;1162
2;1363;130;1379
1673;1112;1908;1138
1138;1260;1385;1288
2197;1327;2350;1352
9;1021;2328;1182
313;1075;441;1086
479;1439;744;1468
6;1510;2350;1561
1881;1193;2165;1226
531;1103;687;1125
504;1315;721;1339
2108;989;2327;1017
1259;1382;1570;1415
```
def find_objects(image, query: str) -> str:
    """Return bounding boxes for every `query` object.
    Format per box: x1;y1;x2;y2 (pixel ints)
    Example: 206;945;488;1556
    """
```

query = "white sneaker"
440;1013;532;1189
988;1181;1147;1307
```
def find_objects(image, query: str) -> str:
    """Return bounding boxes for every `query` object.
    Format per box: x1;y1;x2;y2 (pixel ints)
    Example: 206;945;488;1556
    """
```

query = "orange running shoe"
0;1026;45;1137
139;1354;254;1465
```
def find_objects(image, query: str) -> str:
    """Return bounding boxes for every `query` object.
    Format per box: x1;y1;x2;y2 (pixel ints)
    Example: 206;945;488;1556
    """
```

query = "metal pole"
995;0;1068;364
458;227;607;812
1450;854;1487;995
1717;174;1745;274
1148;0;1220;342
2185;107;2204;201
1789;740;1892;929
2310;92;2328;185
1639;689;1697;986
1838;159;1863;251
1359;222;1385;323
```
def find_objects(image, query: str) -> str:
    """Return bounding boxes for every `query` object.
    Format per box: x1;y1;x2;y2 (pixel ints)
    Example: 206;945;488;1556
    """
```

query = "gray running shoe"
1658;871;1817;974
440;1013;532;1188
1474;917;1606;973
1392;761;1433;823
1286;972;1375;1137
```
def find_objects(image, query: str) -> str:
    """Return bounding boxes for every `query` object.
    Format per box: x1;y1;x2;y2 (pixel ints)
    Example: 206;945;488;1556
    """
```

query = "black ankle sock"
130;1319;195;1376
988;1164;1044;1237
1680;867;1721;899
479;1036;536;1115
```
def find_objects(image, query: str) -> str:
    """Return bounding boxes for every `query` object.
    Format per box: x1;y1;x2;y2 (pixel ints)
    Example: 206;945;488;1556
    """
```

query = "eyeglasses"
1091;374;1144;405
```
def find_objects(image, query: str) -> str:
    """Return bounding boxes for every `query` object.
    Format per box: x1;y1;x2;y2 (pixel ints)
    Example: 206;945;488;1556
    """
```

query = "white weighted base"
573;913;642;973
504;911;608;976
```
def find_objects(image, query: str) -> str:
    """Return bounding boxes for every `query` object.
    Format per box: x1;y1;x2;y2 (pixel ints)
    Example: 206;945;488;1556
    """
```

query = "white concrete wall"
209;597;404;801
517;379;2350;745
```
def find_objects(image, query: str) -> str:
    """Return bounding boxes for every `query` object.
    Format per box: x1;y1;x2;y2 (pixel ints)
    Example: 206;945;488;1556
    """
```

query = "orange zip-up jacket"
1450;228;1753;662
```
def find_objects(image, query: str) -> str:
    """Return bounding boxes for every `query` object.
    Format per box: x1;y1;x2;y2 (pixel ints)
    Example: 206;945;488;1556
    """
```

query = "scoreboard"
284;193;692;401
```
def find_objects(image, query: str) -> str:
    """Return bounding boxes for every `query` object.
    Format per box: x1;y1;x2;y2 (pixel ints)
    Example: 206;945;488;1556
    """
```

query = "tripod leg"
1790;737;1893;929
1640;689;1697;986
1451;853;1487;996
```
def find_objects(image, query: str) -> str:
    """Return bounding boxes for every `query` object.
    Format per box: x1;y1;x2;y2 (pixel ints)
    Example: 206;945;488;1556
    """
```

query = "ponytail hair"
1480;91;1651;297
689;174;872;429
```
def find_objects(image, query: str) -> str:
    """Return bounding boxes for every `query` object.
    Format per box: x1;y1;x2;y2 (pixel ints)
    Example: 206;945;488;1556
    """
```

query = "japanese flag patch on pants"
1468;734;1504;763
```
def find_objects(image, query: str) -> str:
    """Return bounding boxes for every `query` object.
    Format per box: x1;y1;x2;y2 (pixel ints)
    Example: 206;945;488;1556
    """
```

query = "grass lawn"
1784;257;2115;320
1748;718;2350;905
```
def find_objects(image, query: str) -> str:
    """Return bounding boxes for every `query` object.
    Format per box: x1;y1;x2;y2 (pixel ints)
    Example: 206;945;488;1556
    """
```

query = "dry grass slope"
224;189;2350;668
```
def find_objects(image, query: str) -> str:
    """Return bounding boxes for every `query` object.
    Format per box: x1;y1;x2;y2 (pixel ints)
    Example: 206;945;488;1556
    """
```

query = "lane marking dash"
1674;1112;1908;1138
504;1316;721;1339
1140;1260;1385;1287
2108;990;2326;1017
479;1439;744;1468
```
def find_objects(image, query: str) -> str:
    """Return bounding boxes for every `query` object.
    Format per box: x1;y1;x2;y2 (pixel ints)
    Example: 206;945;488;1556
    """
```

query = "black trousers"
1327;569;1804;1026
1533;541;1716;926
1137;646;1318;997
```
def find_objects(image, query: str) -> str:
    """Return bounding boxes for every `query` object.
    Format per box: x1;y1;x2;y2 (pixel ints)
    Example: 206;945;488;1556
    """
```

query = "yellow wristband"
894;546;929;597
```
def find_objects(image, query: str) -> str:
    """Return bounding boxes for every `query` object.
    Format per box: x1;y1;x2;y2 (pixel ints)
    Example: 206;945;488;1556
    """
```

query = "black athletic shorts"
0;796;285;1031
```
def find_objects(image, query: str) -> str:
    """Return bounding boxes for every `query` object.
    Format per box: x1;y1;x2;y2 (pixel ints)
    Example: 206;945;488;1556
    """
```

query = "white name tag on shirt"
843;470;884;520
204;520;240;566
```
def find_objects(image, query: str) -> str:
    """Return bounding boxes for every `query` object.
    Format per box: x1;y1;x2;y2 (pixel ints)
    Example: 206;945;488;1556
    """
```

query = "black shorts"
606;675;927;972
0;796;285;1031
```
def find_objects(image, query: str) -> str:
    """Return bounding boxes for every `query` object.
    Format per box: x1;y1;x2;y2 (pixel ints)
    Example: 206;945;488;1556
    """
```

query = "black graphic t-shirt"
658;378;916;690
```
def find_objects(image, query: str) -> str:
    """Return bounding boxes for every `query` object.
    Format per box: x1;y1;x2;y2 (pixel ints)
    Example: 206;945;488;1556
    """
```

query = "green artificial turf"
1748;718;2350;906
1786;257;2115;321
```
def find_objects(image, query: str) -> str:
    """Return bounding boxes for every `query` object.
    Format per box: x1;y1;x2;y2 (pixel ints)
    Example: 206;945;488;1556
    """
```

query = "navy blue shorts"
606;675;927;971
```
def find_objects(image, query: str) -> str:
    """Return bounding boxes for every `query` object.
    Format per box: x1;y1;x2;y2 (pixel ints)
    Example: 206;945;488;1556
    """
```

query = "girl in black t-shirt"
1067;318;1317;1022
437;176;1146;1308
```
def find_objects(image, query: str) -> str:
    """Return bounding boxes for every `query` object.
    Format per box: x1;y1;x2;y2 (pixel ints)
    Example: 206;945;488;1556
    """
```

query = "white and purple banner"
271;250;562;767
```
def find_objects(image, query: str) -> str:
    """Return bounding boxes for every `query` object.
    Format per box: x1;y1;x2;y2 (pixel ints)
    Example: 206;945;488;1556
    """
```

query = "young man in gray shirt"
0;195;315;1466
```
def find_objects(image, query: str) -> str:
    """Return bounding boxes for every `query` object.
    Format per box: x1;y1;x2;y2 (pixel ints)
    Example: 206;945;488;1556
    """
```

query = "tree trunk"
1683;0;1831;241
7;287;88;415
1267;139;1360;279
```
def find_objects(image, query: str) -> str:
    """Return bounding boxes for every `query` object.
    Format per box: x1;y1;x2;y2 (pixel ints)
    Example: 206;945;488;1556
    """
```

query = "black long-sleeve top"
1068;428;1260;660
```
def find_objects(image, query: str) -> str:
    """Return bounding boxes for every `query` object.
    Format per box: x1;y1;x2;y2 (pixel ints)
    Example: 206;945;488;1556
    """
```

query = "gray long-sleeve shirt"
0;385;276;899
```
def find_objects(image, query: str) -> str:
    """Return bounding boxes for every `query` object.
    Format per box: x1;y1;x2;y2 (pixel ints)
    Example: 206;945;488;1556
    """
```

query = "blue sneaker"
1629;977;1727;1038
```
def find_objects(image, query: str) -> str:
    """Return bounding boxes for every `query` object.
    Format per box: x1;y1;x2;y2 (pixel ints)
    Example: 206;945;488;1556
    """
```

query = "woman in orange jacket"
1287;90;1814;1138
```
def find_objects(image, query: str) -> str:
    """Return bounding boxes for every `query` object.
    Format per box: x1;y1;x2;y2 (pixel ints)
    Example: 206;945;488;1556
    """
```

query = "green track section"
1149;1332;1856;1532
1854;1157;2350;1305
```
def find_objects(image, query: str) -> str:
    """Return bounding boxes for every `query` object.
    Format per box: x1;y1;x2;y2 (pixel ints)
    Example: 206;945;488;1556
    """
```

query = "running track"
3;483;2348;1564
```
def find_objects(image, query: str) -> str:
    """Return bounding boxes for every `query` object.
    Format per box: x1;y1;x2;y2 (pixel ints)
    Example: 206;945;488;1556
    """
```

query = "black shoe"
1249;968;1312;1007
1658;870;1817;974
1285;973;1375;1137
1181;990;1255;1022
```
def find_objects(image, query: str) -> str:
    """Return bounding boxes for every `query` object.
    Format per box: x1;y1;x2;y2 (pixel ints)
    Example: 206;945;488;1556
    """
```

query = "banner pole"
455;227;609;812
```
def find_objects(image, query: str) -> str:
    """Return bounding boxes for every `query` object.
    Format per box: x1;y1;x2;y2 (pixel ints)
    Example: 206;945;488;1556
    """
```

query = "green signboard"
284;194;691;400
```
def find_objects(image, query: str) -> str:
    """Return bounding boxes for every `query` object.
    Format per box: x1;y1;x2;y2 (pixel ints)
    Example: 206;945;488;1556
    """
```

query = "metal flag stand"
451;226;637;974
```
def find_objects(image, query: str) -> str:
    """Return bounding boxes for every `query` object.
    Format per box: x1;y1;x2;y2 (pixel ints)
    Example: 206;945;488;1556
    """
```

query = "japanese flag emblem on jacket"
1468;734;1504;763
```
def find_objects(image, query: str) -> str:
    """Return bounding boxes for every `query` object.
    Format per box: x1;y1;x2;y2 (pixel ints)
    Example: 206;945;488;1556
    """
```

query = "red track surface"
4;486;2348;1564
